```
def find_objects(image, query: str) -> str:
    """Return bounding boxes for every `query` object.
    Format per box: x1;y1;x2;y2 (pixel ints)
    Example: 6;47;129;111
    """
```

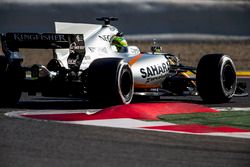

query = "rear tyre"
196;54;237;103
0;57;25;106
87;58;134;106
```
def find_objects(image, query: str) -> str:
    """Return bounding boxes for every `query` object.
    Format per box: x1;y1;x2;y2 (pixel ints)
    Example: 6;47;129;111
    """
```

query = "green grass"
158;111;250;130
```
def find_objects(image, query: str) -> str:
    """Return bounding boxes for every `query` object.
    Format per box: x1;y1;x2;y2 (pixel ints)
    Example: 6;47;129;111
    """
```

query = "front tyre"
87;58;134;106
196;54;237;103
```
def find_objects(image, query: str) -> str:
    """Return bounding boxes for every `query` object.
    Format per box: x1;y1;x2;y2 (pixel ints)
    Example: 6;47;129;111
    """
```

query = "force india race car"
0;17;246;106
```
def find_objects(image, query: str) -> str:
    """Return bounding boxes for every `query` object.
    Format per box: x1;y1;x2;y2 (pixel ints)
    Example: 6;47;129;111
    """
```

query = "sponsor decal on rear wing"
0;32;85;53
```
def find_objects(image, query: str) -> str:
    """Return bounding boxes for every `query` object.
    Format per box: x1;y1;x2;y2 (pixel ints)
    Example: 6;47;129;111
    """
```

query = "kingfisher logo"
12;33;67;41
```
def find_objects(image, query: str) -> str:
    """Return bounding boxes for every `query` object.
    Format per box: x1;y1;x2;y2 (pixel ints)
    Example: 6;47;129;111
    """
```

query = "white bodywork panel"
128;54;169;88
55;22;119;70
54;21;167;88
55;22;102;40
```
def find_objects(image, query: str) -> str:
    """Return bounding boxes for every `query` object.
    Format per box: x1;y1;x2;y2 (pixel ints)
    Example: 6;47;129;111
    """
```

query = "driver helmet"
111;35;128;52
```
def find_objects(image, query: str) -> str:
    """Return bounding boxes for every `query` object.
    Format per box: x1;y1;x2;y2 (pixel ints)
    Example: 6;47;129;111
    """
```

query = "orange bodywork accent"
128;54;143;66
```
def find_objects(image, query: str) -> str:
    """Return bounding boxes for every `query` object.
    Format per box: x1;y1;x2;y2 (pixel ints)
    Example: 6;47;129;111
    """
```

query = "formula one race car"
0;17;246;106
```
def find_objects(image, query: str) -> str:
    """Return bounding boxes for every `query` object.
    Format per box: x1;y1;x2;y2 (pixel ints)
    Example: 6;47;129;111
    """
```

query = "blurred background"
1;0;250;37
0;0;249;69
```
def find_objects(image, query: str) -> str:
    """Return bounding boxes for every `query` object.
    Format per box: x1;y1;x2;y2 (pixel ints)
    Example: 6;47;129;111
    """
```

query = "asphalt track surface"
0;78;250;167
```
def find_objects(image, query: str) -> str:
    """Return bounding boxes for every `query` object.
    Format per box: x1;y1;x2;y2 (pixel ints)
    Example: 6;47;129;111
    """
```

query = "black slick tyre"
196;54;237;103
87;58;134;106
0;57;25;106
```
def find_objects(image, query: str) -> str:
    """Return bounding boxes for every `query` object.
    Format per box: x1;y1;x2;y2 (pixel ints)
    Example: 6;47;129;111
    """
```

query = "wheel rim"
222;63;236;92
120;69;133;99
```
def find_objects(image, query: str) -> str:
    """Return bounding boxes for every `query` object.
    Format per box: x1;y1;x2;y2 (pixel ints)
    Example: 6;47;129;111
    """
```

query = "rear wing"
0;32;85;55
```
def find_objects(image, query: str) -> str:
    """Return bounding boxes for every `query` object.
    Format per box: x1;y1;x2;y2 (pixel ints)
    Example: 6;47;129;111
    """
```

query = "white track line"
213;107;250;112
62;118;174;128
5;109;100;118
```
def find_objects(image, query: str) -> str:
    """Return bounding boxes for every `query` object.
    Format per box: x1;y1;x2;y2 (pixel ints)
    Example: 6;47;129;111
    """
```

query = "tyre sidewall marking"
117;62;134;104
219;56;237;98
